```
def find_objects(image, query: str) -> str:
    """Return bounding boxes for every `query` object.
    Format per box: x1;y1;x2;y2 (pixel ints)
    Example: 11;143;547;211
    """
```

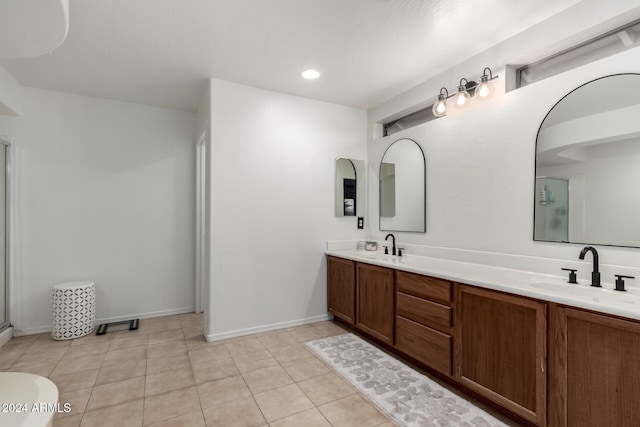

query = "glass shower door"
0;142;7;332
534;177;569;242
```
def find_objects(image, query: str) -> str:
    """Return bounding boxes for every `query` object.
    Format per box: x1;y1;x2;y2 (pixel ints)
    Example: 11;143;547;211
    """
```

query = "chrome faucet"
579;246;601;287
385;233;396;256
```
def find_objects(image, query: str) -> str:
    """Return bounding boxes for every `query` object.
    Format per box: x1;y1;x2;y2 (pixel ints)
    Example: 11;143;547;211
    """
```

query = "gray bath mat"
306;333;508;427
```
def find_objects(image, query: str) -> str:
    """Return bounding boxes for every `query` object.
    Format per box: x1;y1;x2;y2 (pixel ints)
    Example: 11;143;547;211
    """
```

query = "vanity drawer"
395;315;451;376
396;292;452;333
396;271;452;304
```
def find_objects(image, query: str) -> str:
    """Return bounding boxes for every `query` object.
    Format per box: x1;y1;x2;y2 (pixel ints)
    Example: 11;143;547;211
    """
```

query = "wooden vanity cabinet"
356;262;394;344
394;271;453;376
549;305;640;427
455;285;547;426
327;256;355;324
328;255;640;426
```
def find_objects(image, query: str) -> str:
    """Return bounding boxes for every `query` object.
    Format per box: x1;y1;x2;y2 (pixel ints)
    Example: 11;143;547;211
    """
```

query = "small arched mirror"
534;73;640;247
335;158;364;217
379;138;426;232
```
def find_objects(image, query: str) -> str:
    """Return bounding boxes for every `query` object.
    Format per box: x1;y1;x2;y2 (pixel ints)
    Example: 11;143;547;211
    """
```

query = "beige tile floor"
0;314;396;426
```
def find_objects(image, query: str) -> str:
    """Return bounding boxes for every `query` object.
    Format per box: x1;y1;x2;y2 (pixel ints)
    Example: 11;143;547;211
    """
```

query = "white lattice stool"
51;281;96;340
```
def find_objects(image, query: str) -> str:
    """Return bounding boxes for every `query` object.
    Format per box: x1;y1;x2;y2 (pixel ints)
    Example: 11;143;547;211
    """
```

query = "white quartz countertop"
326;249;640;321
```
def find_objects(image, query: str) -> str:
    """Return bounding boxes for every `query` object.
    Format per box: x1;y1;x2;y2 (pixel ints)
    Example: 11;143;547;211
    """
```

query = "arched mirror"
379;138;425;232
335;158;365;217
534;73;640;247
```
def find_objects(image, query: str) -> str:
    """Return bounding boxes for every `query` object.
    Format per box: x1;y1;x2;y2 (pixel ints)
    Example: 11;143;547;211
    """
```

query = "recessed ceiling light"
301;69;320;80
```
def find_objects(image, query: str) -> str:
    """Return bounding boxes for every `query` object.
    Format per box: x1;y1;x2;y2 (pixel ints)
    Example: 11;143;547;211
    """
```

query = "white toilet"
0;372;59;427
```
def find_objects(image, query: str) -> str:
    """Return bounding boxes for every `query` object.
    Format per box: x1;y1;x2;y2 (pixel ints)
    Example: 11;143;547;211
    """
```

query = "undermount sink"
526;280;639;305
528;281;581;294
355;252;399;263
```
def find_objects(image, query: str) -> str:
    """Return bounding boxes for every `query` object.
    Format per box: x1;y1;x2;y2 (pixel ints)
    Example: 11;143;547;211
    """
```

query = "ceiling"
0;0;582;112
0;0;69;59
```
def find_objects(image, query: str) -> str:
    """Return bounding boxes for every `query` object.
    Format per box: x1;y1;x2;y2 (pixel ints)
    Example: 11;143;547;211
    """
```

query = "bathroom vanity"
326;251;640;427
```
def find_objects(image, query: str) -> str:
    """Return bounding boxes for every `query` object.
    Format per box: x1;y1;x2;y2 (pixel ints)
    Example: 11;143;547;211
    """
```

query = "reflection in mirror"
380;163;395;217
335;158;365;217
379;138;425;232
534;74;640;247
534;177;569;242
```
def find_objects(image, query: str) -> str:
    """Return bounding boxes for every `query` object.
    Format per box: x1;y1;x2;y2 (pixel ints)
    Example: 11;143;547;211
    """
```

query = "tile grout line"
288;365;336;427
187;331;207;426
254;347;307;426
141;337;148;427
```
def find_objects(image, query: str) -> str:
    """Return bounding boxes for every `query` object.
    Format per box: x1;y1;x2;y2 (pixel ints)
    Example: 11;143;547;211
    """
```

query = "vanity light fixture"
432;87;449;117
431;67;499;116
301;69;320;79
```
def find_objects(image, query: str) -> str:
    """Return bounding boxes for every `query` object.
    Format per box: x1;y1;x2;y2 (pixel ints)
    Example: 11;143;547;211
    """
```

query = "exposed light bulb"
432;96;447;117
476;68;495;100
432;87;449;117
454;79;472;109
476;82;492;98
301;69;320;79
454;90;470;109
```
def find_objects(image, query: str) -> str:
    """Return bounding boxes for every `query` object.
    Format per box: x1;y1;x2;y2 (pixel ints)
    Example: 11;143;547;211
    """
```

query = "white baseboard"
205;313;332;342
12;307;195;336
0;327;13;348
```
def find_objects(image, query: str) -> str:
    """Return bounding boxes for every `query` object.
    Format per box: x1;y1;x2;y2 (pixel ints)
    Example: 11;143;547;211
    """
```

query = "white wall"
0;87;196;334
206;79;366;340
0;65;22;116
366;45;640;283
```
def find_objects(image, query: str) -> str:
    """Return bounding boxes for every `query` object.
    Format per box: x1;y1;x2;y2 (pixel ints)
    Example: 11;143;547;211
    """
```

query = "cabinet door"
549;306;640;427
356;263;394;344
327;256;355;324
455;285;547;426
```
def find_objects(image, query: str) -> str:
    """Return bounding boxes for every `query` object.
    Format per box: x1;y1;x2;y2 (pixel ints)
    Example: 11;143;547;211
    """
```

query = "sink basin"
526;280;639;305
355;252;398;263
529;281;581;294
